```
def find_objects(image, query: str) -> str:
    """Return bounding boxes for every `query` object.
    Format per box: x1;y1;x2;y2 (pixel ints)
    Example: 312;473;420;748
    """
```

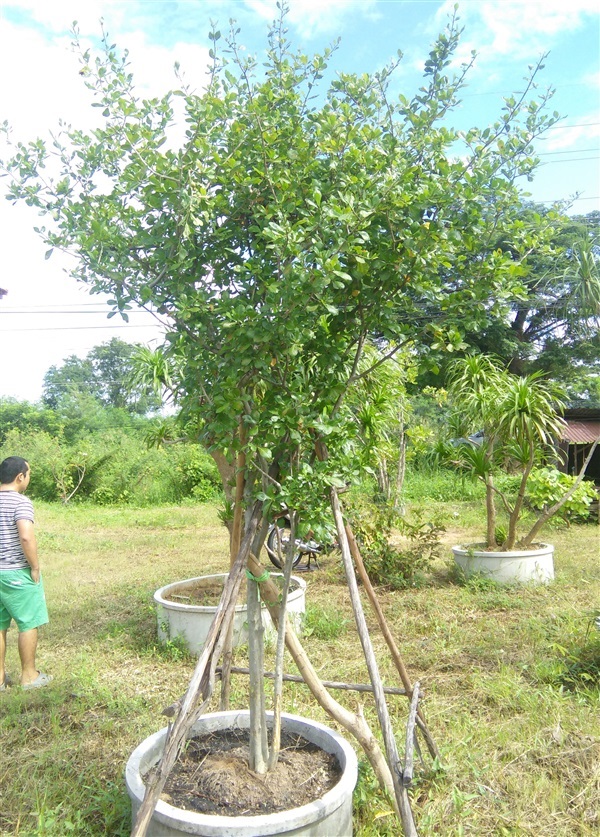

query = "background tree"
414;207;600;394
0;398;62;445
42;338;162;413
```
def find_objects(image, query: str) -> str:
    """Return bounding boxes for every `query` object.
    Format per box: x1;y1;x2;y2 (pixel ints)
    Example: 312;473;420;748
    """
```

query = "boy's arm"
16;518;40;583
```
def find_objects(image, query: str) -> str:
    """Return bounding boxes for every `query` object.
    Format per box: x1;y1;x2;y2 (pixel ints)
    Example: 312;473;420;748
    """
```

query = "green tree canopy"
414;207;600;394
2;8;561;520
0;398;62;446
477;208;599;383
42;338;162;413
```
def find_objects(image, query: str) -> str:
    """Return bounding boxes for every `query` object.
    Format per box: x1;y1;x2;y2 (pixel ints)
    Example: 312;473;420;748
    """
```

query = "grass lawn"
0;500;598;836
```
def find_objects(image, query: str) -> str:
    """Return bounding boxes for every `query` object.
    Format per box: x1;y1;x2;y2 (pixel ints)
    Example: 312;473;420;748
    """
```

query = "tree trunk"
246;552;401;819
519;437;599;548
221;430;247;710
485;473;497;547
504;444;534;550
268;513;297;770
209;449;237;508
247;571;269;773
394;409;407;514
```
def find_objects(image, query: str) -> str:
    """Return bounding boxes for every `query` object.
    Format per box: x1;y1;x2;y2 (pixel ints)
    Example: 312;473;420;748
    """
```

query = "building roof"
562;420;600;444
564;406;600;420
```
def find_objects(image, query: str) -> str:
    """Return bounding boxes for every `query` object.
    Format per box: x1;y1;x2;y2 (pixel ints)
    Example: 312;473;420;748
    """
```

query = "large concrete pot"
155;573;306;655
126;710;358;836
452;542;554;585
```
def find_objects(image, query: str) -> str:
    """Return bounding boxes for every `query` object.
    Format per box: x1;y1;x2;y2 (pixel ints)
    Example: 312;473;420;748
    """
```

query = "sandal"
22;672;53;690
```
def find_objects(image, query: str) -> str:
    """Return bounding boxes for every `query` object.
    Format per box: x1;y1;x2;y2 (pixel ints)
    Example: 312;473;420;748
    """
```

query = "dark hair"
0;456;30;485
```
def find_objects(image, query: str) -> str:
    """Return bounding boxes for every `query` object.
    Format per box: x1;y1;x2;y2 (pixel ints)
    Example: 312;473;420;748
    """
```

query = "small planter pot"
126;710;358;836
452;542;554;585
155;573;307;655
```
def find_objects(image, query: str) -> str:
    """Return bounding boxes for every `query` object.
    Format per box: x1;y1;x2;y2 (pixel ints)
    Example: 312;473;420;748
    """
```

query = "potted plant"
446;355;598;583
2;4;564;832
154;571;307;655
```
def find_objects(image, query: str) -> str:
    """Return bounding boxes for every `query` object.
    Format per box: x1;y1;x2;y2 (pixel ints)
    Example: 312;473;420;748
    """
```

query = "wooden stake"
345;523;440;762
332;489;418;836
131;502;262;837
211;666;408;696
403;682;420;786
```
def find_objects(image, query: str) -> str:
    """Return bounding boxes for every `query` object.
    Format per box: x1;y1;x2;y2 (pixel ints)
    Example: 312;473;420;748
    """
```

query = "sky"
0;0;599;403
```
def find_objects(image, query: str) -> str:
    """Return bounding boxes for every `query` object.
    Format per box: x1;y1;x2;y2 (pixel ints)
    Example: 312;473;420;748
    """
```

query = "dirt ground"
163;576;299;607
159;728;342;816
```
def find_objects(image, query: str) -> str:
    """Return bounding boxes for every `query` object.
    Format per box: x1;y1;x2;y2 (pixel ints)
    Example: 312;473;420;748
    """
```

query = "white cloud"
244;0;379;39
0;23;95;140
435;0;600;60
542;114;600;151
1;0;126;35
581;69;600;90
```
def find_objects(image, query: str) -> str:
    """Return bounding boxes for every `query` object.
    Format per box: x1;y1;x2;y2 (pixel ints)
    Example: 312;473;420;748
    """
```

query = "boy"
0;456;52;689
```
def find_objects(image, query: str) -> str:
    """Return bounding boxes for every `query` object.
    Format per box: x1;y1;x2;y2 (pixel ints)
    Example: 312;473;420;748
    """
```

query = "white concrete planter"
452;543;554;585
126;710;358;836
155;573;306;655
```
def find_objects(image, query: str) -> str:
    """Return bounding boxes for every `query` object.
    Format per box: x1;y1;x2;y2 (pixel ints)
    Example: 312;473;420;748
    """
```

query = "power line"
537;148;599;156
536;196;599;203
0;309;157;315
0;302;119;309
0;324;164;333
540;156;600;164
545;122;600;130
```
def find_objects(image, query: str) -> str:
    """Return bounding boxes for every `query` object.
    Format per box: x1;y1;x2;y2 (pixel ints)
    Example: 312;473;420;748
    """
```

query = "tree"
0;398;62;446
1;7;562;832
42;338;162;413
42;354;95;409
421;207;600;391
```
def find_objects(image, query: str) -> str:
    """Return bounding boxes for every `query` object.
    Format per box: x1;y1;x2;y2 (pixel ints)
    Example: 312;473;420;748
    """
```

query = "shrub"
1;427;223;505
527;466;597;522
172;444;222;502
347;497;444;589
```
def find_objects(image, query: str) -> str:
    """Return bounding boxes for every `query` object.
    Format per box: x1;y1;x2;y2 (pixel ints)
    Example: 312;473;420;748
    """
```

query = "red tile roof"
562;421;600;444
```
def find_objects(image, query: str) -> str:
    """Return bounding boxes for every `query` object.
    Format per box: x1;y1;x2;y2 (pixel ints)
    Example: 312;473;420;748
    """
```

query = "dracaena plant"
446;355;597;550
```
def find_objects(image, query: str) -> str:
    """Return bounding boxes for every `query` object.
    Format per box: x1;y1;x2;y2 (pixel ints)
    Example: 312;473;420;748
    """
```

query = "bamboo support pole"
214;666;408;696
131;503;263;837
403;682;420;787
345;523;440;761
331;490;417;836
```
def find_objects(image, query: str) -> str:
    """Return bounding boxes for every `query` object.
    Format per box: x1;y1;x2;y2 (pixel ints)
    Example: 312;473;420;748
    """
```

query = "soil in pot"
157;727;342;816
163;576;301;607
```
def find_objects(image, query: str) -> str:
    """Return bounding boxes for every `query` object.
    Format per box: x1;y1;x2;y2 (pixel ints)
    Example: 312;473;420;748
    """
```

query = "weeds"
303;604;349;640
347;499;445;589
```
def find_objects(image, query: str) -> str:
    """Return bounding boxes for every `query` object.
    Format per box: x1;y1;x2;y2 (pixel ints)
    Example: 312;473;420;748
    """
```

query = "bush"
0;427;223;506
172;444;222;502
346;496;444;589
527;467;597;522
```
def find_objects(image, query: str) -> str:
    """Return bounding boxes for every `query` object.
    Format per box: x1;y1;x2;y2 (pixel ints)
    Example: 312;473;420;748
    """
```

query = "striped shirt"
0;490;34;570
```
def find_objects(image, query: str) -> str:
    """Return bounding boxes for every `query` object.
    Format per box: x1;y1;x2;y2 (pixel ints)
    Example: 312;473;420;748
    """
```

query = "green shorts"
0;568;49;632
